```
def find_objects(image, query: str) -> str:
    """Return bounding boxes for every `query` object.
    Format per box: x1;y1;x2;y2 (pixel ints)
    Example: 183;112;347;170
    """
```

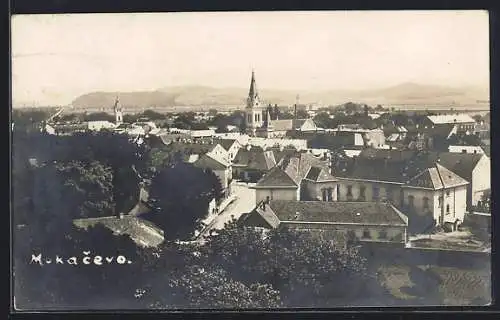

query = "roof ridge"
434;162;449;188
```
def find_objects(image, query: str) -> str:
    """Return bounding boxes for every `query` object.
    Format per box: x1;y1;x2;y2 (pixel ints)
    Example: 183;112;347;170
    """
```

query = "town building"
215;138;242;162
232;146;277;182
239;200;409;246
332;149;488;231
193;153;232;198
448;145;485;155
425;114;475;134
253;151;337;204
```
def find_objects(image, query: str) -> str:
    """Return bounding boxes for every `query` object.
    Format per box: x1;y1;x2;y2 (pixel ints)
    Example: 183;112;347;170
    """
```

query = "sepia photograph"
11;11;491;310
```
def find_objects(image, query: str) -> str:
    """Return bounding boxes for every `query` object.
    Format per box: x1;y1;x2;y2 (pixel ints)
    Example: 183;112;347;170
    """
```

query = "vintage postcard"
11;11;491;310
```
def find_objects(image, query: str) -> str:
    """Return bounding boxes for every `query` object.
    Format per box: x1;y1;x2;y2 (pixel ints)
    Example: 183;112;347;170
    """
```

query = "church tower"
245;70;264;136
114;96;123;125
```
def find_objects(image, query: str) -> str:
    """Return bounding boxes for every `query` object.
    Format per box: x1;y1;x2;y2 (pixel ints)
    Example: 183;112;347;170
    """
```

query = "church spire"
248;69;259;104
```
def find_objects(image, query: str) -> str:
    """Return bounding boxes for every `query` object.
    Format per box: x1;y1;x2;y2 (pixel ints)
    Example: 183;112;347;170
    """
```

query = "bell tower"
245;70;264;136
114;96;123;125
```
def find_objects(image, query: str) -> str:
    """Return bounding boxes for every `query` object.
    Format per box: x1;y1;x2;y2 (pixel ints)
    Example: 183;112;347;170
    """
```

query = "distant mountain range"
13;82;490;110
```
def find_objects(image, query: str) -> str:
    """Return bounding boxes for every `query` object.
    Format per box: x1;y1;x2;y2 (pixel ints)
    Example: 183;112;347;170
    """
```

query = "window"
423;197;430;210
322;188;328;201
446;190;450;197
373;186;380;200
359;185;366;200
327;188;333;202
346;230;356;242
446;204;450;215
438;196;443;208
386;188;394;202
346;185;353;199
378;229;387;240
408;195;415;207
362;229;371;239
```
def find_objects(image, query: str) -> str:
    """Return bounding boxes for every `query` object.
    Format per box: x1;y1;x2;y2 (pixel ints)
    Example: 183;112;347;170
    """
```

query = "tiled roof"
271;119;294;131
434;163;469;188
233;148;276;171
306;166;337;182
279;152;332;184
405;167;444;189
307;133;357;150
267;200;408;226
193;153;229;171
271;148;300;164
168;142;217;155
335;150;481;184
426;152;483;181
255;166;298;188
73;215;164;248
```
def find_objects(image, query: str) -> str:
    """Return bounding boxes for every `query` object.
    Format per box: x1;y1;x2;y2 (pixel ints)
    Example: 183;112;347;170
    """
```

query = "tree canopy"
144;162;223;240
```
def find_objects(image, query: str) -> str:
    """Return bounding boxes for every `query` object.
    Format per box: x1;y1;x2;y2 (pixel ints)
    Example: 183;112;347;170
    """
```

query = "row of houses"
238;148;490;247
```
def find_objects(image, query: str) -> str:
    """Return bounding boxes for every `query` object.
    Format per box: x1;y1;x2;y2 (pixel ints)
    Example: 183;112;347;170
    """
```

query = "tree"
313;112;334;129
201;223;392;307
141;109;166;121
145;162;223;240
296;109;309;119
215;125;228;133
55;160;115;218
14;223;144;310
83;112;115;122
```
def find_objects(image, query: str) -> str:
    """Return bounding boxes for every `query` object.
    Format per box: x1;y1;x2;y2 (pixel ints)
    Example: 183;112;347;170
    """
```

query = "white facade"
448;145;484;154
472;155;491;207
256;187;299;203
87;121;117;131
247;137;308;151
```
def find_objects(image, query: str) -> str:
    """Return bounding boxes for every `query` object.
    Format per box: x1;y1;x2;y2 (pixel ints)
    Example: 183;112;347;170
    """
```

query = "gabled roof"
193;153;229;171
404;163;469;190
305;166;337;182
337;150;482;184
255;166;298;188
426;152;484;181
435;163;469;188
215;139;238;151
278;152;332;185
404;167;444;189
264;200;408;226
233;148;276;171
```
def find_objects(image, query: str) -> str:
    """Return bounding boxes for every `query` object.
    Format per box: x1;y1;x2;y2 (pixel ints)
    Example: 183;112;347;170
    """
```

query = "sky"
11;11;489;106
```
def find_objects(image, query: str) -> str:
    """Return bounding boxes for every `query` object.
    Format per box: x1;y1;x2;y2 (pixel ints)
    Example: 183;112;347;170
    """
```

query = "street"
198;182;256;239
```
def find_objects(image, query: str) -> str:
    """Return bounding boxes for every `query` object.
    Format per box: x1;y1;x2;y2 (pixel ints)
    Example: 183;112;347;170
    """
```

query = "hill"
65;83;489;110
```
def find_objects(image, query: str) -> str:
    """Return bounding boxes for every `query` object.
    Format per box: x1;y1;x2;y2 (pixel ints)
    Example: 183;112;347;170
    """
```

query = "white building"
448;145;485;155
